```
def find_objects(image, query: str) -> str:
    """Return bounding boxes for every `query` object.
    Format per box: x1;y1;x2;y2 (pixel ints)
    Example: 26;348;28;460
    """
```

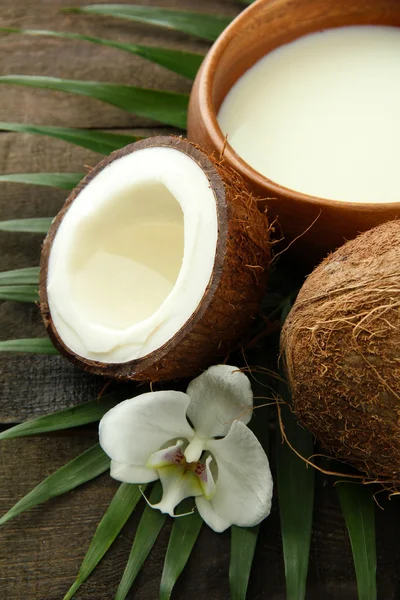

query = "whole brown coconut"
40;136;270;382
280;220;400;484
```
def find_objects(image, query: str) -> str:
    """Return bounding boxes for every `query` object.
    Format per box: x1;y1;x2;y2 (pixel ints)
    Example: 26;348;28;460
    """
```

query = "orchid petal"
146;440;185;469
99;391;194;467
110;460;158;483
195;496;231;533
204;421;273;529
153;465;202;517
185;365;253;444
198;455;216;501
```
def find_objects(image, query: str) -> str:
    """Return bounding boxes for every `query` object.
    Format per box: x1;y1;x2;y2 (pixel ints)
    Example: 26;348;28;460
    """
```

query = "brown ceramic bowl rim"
198;0;400;212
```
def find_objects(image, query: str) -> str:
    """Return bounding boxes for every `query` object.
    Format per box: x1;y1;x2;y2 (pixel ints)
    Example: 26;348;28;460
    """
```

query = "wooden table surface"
0;1;399;599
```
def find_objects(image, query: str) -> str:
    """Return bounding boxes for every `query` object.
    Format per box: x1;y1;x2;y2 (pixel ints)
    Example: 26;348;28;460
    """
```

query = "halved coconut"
39;136;270;381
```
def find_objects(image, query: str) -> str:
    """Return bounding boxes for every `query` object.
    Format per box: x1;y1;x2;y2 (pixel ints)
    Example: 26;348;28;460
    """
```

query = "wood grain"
0;0;237;128
1;436;399;600
1;1;400;599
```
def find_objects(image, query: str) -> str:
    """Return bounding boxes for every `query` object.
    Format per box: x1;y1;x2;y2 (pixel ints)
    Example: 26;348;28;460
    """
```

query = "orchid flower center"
171;446;206;476
145;440;216;517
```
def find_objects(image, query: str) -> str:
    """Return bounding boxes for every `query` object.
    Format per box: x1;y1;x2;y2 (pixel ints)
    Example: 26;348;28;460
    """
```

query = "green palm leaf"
0;172;82;190
66;4;232;42
337;483;377;600
0;121;137;154
0;394;121;440
0;266;39;285
64;482;143;600
0;76;189;129
0;29;203;80
0;444;109;525
0;285;38;303
0;338;57;354
224;349;270;599
226;349;270;599
0;217;52;233
276;396;315;600
229;525;259;600
159;500;203;599
116;482;166;600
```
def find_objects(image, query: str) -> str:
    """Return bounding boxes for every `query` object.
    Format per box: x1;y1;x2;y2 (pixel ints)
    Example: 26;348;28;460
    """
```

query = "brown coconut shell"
280;220;400;484
40;136;271;382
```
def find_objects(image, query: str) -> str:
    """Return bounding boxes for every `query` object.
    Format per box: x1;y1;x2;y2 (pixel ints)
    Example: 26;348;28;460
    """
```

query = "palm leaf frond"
0;338;57;354
0;285;38;303
0;266;39;285
0;444;109;525
276;399;315;600
65;4;232;42
0;172;82;189
0;120;137;154
0;217;52;233
337;483;377;600
0;76;189;129
0;29;203;80
0;394;122;440
229;525;259;600
64;483;143;600
159;500;203;599
116;483;166;600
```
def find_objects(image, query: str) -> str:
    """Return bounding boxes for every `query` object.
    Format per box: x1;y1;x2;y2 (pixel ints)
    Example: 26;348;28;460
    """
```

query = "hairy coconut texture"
281;220;400;485
40;136;270;382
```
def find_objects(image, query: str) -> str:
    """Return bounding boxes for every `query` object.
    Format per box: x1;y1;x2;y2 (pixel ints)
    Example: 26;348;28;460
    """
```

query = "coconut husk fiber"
280;220;400;484
40;136;271;382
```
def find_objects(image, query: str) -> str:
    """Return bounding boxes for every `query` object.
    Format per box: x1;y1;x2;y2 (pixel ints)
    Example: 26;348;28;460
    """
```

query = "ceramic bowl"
188;0;400;264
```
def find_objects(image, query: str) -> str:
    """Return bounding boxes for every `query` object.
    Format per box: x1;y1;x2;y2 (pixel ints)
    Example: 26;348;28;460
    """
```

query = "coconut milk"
218;26;400;203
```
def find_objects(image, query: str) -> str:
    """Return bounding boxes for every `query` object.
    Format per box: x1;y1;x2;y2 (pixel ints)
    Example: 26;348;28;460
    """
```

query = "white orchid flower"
99;364;273;532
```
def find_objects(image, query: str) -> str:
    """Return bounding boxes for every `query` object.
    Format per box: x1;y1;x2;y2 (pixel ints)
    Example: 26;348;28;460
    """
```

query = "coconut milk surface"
218;26;400;203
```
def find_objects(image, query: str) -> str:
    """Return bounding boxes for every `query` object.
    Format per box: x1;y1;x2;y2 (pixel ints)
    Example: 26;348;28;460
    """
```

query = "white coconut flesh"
47;146;218;363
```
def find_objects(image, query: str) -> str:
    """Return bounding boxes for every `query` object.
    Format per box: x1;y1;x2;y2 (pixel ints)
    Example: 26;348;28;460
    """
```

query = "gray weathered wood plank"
0;433;229;600
1;436;399;600
1;2;400;600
